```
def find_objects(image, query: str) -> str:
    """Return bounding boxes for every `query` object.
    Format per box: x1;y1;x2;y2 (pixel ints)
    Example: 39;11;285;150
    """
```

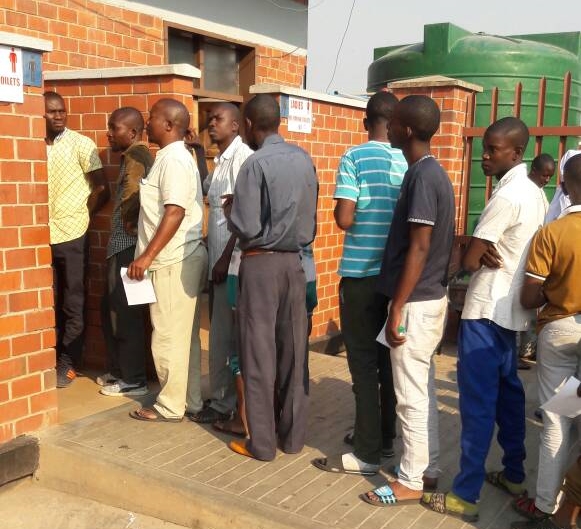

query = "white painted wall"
98;0;307;52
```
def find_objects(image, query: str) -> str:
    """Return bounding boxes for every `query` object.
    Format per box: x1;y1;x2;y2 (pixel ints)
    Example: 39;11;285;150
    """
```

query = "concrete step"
36;403;328;529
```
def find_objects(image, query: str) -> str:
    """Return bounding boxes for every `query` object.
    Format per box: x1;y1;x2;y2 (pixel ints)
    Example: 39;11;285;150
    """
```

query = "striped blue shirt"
334;141;407;277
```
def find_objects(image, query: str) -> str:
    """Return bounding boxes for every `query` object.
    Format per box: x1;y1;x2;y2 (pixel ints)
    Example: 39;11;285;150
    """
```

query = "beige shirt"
462;163;547;331
137;140;203;270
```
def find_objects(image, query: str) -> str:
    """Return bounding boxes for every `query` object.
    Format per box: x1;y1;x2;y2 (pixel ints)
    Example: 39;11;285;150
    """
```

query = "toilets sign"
0;45;24;103
287;96;312;133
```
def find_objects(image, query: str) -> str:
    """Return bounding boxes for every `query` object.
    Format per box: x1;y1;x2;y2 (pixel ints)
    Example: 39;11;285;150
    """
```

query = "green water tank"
369;23;581;232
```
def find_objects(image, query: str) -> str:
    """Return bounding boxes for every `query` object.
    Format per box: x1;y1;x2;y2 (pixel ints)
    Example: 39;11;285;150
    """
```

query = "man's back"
334;141;406;277
230;134;317;252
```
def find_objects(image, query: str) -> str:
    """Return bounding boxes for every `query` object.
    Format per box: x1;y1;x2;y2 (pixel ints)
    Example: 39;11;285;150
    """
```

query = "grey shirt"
377;155;455;302
228;134;317;252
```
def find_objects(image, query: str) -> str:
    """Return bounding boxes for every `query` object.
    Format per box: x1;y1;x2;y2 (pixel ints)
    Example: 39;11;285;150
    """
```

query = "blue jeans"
452;319;526;504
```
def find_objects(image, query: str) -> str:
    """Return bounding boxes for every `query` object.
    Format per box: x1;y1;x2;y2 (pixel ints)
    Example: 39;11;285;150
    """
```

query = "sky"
307;0;581;95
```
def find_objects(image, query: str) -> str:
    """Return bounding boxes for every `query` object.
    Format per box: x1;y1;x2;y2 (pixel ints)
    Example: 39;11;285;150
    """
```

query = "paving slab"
37;347;553;529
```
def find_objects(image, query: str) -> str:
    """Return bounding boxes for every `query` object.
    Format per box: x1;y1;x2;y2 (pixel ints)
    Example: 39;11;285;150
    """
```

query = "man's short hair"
366;91;398;125
485;117;530;150
244;94;280;132
564;153;581;190
154;98;190;137
110;107;145;135
397;95;440;142
43;91;65;106
531;153;555;172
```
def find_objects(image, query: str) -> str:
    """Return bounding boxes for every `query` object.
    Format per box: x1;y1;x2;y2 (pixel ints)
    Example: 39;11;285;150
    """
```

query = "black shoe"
56;366;76;388
189;406;232;424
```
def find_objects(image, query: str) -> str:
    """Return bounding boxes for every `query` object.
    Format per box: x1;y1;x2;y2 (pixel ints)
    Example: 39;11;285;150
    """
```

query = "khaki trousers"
150;244;208;419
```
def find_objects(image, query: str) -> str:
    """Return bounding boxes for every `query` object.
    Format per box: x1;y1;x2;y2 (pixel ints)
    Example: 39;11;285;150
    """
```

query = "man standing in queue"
225;94;317;461
128;98;207;422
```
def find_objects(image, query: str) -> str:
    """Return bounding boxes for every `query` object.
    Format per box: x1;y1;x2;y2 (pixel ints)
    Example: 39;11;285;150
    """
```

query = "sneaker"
100;380;148;397
56;367;76;388
96;372;118;386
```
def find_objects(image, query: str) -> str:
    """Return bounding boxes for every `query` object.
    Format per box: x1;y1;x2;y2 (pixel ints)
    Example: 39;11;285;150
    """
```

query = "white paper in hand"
120;267;157;305
376;319;388;347
541;376;581;418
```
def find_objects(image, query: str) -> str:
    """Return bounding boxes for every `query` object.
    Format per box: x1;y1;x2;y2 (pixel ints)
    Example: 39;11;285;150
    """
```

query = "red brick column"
0;41;57;443
45;66;201;368
387;76;483;234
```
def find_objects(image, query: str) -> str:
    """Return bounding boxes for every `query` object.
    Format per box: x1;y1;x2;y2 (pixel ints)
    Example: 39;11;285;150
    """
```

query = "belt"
241;248;276;258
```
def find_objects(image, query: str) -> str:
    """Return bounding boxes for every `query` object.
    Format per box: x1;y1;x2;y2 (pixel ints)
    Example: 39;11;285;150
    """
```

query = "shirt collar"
261;134;284;148
214;135;242;164
558;204;581;219
494;162;527;192
156;140;187;158
121;140;149;158
49;128;67;145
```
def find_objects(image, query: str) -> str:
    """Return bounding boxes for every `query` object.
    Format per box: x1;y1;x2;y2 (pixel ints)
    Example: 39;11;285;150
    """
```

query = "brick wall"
0;86;58;443
1;0;164;70
44;74;197;367
0;1;305;90
256;46;306;89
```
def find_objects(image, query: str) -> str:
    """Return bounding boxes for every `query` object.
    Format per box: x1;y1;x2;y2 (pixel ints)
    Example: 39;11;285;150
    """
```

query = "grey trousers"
208;281;237;414
238;252;308;461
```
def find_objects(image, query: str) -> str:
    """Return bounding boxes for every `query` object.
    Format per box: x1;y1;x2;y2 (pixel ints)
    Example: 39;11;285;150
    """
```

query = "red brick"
0;397;29;424
8;291;38;312
36;247;52;267
22;267;52;289
0;382;8;403
20;226;50;246
14;412;51;436
0;340;10;361
12;332;42;356
2;205;33;226
41;328;56;349
0;357;26;382
30;390;58;414
5;248;36;270
11;373;42;398
25;309;55;332
27;350;56;372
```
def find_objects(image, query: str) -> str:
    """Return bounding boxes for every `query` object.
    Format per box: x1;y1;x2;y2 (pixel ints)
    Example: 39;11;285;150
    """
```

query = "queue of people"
45;88;581;528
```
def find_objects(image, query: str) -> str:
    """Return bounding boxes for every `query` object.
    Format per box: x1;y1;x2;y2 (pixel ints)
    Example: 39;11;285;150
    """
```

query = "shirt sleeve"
407;171;438;226
78;137;103;174
525;227;553;280
231;147;253;188
333;151;358;202
158;157;195;209
472;195;515;244
120;152;146;225
229;158;263;240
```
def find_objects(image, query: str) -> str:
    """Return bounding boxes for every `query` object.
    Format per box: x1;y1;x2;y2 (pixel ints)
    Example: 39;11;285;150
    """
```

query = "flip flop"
312;454;379;476
129;408;182;423
421;492;479;522
360;484;421;507
486;470;527;497
213;419;247;438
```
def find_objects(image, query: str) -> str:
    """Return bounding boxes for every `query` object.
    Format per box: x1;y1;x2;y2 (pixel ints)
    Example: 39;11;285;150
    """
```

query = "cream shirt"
137;140;203;270
462;163;548;331
205;136;253;271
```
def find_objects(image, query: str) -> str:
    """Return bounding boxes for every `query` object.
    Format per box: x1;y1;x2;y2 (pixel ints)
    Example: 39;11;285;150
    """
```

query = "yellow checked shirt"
47;128;103;244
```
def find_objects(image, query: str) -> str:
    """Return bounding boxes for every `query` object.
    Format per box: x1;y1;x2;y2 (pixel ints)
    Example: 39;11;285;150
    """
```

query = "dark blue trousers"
452;319;526;503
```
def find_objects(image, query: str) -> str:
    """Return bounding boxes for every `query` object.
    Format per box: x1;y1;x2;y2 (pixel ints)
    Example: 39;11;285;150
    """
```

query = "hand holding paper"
120;267;157;305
